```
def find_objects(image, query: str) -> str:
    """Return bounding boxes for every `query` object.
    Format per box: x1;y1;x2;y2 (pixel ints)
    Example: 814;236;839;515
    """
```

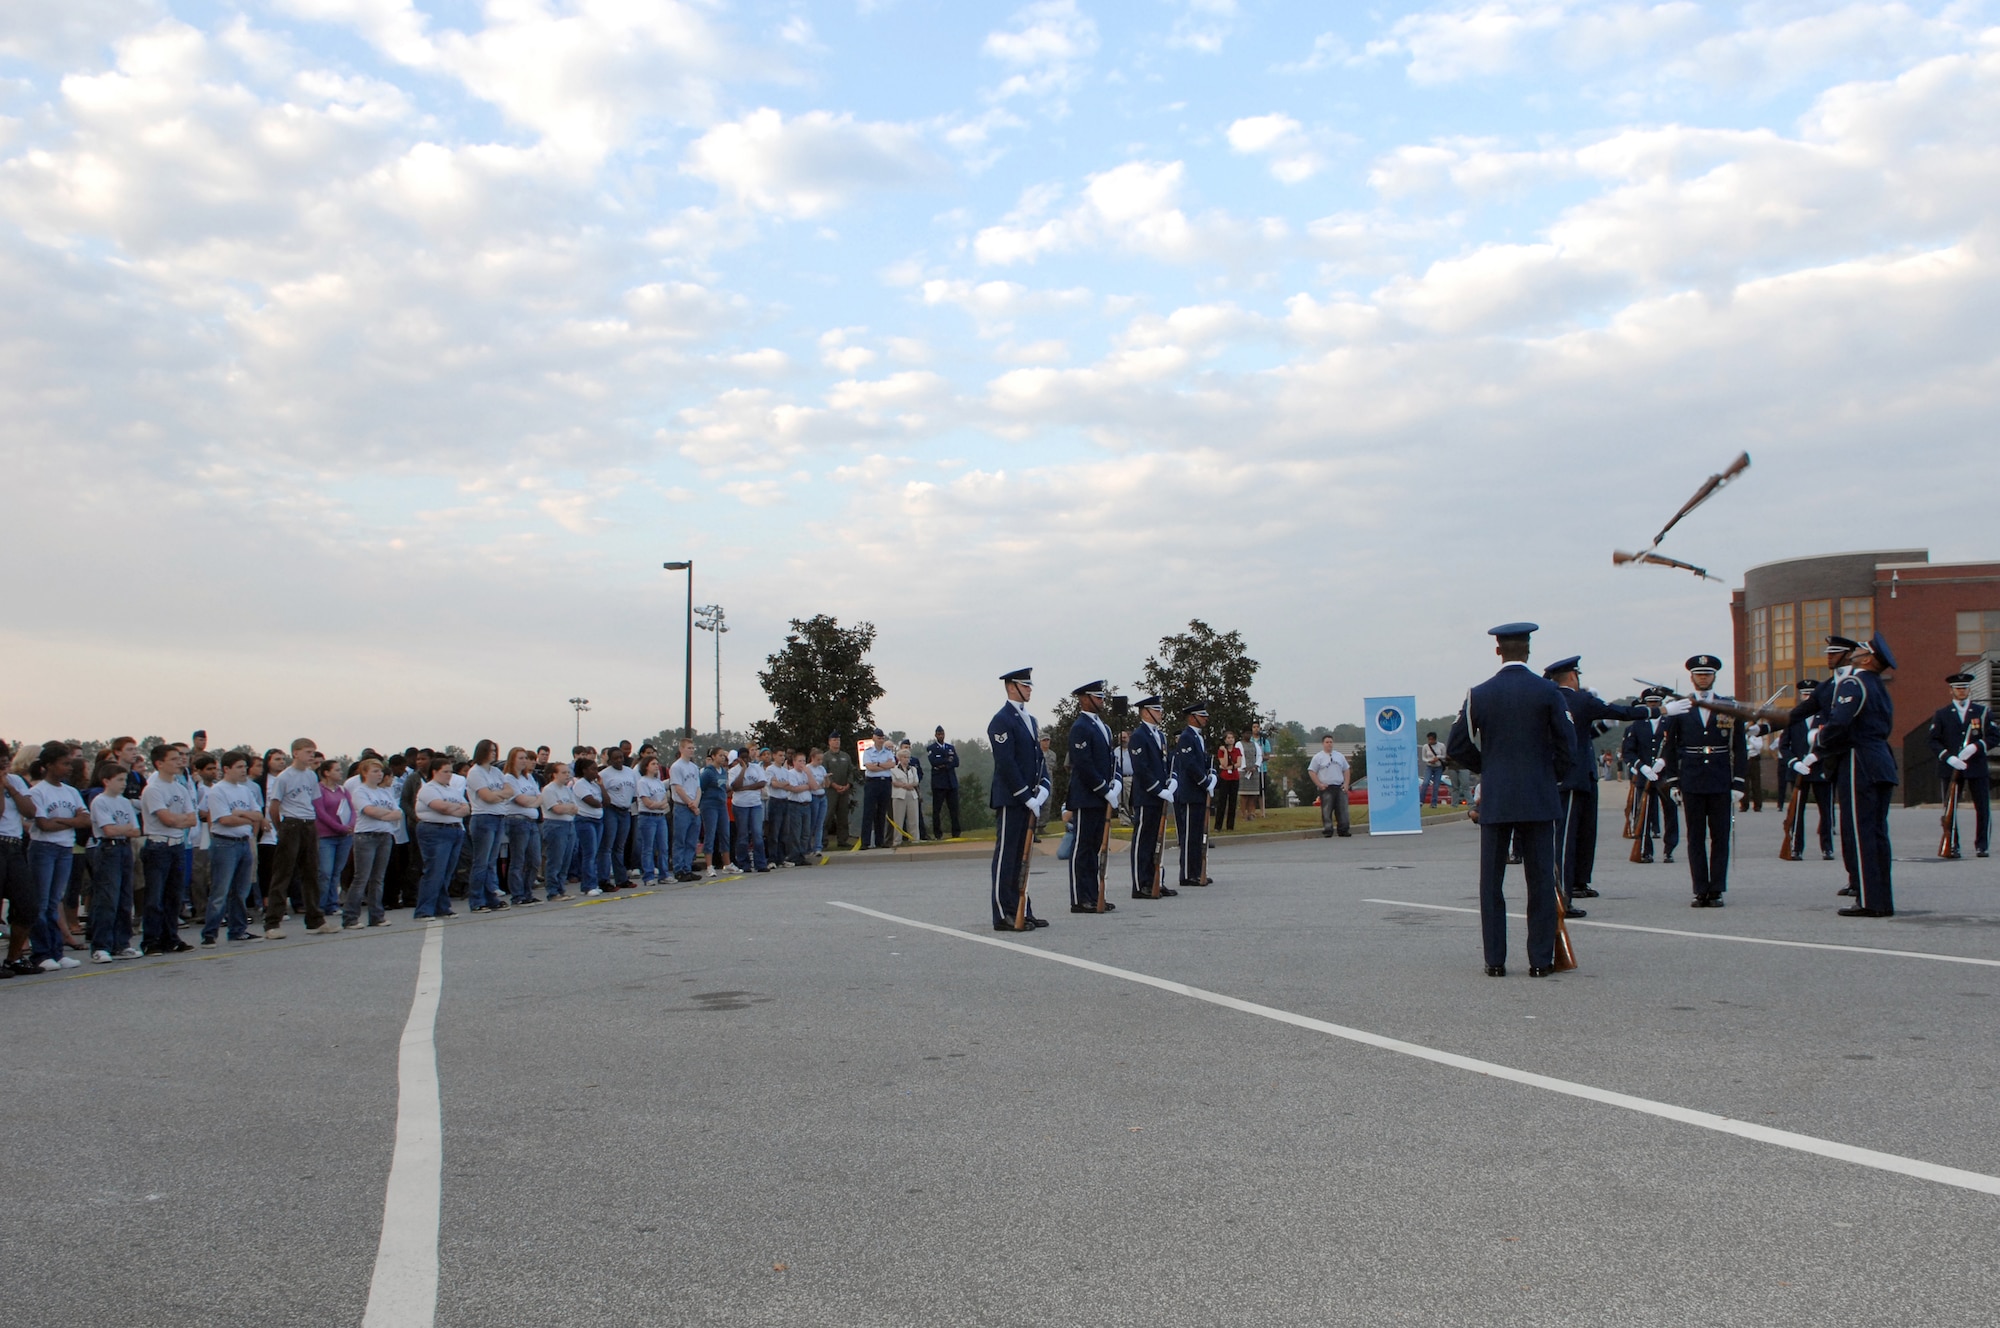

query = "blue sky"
4;1;1999;751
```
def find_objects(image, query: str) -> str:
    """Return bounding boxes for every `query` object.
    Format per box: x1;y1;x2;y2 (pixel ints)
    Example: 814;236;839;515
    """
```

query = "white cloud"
974;160;1285;265
683;108;941;217
919;277;1094;332
982;0;1099;105
1168;0;1237;55
1226;113;1326;183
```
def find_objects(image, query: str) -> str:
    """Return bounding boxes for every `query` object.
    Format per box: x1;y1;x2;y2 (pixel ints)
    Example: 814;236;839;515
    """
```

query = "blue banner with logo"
1364;696;1422;835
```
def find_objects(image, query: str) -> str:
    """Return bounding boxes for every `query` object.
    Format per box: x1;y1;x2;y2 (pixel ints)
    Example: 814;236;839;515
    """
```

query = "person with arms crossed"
87;760;142;962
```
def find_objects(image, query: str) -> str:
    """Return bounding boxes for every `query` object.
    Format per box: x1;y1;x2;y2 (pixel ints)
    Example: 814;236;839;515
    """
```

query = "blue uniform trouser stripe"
1682;790;1733;896
1131;800;1164;894
1835;758;1861;887
1853;779;1896;913
1174;800;1206;885
990;805;1035;927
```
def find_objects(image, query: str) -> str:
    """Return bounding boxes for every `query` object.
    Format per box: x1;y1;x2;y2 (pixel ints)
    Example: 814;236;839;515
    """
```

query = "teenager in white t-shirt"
0;741;37;972
413;761;470;919
633;756;670;887
538;763;579;899
203;752;267;944
87;761;142;962
501;747;545;904
570;758;606;895
25;753;90;970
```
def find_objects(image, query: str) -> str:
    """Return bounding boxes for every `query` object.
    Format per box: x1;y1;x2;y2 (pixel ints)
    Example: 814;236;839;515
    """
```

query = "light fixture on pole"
568;697;590;749
695;604;727;739
662;561;694;741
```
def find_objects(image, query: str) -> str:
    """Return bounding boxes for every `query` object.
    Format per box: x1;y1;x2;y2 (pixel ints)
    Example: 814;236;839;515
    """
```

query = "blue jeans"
414;823;465;917
317;833;353;914
573;818;602;888
140;840;189;950
466;815;505;908
808;794;827;853
732;803;767;871
1422;766;1448;805
699;801;728;863
90;840;134;953
204;836;255;940
633;813;668;881
671;805;700;874
27;841;73;962
600;806;632;885
541;821;576;896
505;816;544;902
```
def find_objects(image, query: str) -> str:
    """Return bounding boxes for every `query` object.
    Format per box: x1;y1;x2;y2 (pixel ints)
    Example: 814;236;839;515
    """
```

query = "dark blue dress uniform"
1785;660;1863;890
1821;635;1899;916
1445;625;1575;974
1620;695;1679;861
1064;683;1119;911
1126;699;1176;898
1659;656;1749;906
926;731;962;839
1929;674;1997;857
1171;704;1213;888
1781;679;1835;859
1545;657;1648;909
988;668;1052;930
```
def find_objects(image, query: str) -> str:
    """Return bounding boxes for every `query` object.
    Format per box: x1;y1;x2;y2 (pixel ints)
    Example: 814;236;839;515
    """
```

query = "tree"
754;614;885;753
1140;620;1261;738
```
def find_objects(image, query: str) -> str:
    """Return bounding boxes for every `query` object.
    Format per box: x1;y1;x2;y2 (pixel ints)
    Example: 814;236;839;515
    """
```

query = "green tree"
1140;620;1261;738
754;614;885;753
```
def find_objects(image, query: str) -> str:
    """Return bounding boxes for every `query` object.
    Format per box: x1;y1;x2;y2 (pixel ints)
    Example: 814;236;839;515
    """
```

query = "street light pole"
568;697;590;749
663;561;694;741
695;604;727;740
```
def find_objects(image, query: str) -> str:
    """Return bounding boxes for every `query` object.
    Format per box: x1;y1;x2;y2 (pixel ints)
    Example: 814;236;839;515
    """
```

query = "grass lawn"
880;800;1467;847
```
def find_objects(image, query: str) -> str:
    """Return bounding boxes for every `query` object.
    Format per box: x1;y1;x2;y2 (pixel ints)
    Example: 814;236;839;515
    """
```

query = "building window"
1771;603;1795;670
1841;597;1873;640
1958;610;2000;656
1801;599;1831;650
1751;606;1769;670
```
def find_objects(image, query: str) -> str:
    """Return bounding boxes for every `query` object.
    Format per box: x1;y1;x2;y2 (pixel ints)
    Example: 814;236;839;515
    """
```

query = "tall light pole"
568;697;590;750
662;561;693;741
695;604;727;740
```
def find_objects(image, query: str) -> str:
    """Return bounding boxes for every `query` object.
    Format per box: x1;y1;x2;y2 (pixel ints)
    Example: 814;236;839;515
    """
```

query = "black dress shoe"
1573;887;1600;899
1485;964;1506;977
1180;879;1207;888
1822;850;1835;860
168;939;194;952
1663;853;1675;863
1028;917;1049;928
1157;887;1178;897
1980;851;1991;858
1707;896;1724;907
1564;906;1587;919
1637;853;1654;863
1837;886;1856;897
1528;965;1553;977
1070;903;1116;913
993;922;1022;932
1837;906;1873;917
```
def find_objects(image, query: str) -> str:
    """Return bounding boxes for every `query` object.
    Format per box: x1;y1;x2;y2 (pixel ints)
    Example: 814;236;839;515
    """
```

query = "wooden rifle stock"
1011;803;1035;930
1940;772;1962;859
1621;780;1637;839
1552;893;1578;972
1778;783;1804;861
1628;783;1652;863
1096;807;1112;912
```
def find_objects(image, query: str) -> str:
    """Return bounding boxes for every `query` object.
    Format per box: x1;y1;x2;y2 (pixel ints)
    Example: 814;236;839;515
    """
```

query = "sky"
4;0;1999;754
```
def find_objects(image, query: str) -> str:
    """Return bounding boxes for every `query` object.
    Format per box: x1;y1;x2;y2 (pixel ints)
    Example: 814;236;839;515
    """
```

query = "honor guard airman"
1446;623;1575;976
1621;688;1679;863
1789;636;1866;894
1064;682;1122;912
1126;696;1177;898
987;668;1052;931
1543;656;1648;915
1781;678;1835;860
1822;633;1899;917
1930;672;1997;858
1171;703;1213;888
1658;655;1748;907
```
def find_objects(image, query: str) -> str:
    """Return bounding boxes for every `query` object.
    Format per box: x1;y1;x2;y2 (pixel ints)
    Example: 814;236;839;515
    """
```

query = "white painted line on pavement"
831;900;2000;1199
362;923;445;1328
1365;898;2000;969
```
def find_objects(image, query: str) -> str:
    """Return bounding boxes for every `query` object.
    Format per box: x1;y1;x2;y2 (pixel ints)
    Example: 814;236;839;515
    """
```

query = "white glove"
1789;759;1813;776
1662;698;1693;717
1204;773;1217;795
1670;786;1683;805
1960;744;1980;763
1948;755;1969;771
1159;779;1178;802
1026;788;1048;814
1105;780;1122;806
1646;759;1666;780
1797;752;1816;772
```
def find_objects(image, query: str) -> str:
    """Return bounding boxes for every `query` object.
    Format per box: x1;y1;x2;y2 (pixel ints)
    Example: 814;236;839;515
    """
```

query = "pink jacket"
313;784;355;837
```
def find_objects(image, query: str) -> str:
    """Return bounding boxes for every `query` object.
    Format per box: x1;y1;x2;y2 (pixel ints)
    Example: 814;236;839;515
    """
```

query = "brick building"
1730;550;2000;798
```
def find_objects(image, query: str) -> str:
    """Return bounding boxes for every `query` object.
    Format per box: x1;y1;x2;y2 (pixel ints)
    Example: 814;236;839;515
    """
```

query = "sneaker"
229;933;260;942
39;958;62;972
585;888;603;897
264;928;286;939
115;947;142;959
370;918;391;927
57;956;81;969
92;950;113;964
704;867;716;878
200;936;217;947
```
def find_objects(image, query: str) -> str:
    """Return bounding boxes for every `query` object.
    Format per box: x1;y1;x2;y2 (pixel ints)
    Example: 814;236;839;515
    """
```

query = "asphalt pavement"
6;794;2000;1326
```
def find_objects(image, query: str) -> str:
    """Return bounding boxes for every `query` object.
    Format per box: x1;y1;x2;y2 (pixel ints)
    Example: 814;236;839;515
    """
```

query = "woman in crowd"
539;763;578;899
25;748;89;971
314;758;355;916
1212;731;1241;832
807;748;828;858
463;739;509;913
412;757;468;919
502;747;544;904
345;758;400;927
633;755;671;888
86;759;141;962
698;747;731;877
571;757;606;895
256;748;285;906
889;749;920;847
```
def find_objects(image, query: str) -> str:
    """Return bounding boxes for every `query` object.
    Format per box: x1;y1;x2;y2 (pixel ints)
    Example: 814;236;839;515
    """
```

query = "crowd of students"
0;730;904;979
